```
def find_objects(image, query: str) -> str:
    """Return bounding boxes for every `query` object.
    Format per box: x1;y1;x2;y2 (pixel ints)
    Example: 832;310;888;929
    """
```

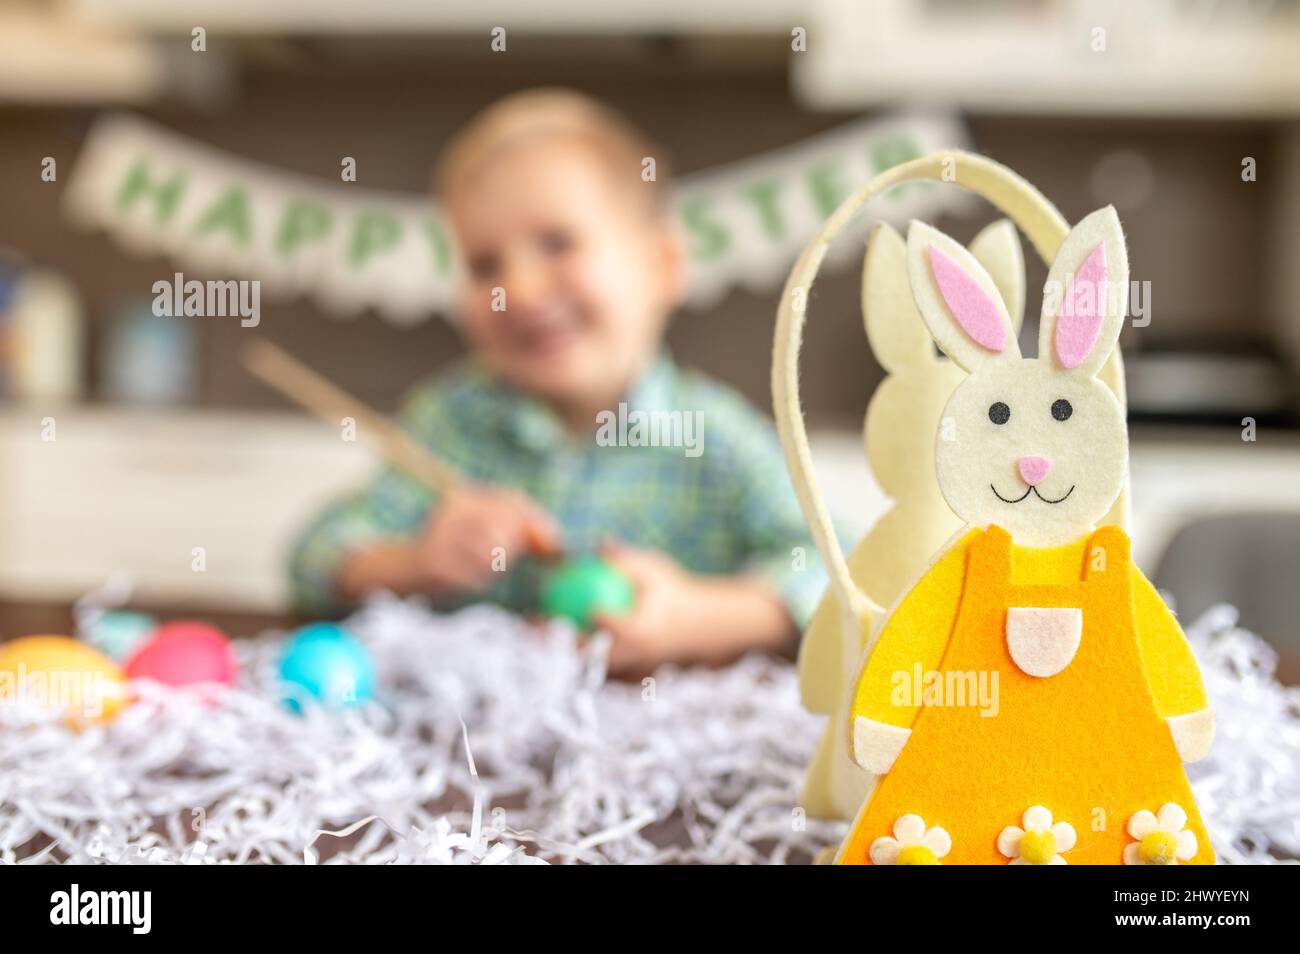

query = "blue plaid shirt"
289;352;827;627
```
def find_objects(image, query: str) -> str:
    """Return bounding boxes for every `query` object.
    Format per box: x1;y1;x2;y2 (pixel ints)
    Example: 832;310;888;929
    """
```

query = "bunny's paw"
852;716;911;773
1167;708;1215;763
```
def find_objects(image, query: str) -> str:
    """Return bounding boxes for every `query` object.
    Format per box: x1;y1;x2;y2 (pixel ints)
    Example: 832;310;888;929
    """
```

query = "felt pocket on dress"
1005;606;1083;677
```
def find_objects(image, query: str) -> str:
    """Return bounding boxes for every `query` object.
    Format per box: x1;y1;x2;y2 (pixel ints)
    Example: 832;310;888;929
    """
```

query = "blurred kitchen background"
0;0;1298;677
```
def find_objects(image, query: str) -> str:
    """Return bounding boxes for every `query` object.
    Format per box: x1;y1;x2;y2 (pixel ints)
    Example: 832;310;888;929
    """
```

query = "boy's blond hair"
435;88;669;218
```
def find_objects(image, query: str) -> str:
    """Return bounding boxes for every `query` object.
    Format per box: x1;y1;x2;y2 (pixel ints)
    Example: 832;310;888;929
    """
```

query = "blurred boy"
290;89;824;674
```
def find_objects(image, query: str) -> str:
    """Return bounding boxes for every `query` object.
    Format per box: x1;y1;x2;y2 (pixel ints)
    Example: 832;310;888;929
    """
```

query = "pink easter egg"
124;621;238;688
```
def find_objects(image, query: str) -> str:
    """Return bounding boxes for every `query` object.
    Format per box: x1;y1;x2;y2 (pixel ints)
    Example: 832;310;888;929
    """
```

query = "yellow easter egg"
0;636;128;724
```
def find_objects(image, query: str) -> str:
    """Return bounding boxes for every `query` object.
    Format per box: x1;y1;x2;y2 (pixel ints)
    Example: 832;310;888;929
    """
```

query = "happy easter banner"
63;112;972;324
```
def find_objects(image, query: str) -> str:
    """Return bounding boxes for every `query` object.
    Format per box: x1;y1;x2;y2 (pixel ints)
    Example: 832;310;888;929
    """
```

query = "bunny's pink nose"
1018;455;1052;486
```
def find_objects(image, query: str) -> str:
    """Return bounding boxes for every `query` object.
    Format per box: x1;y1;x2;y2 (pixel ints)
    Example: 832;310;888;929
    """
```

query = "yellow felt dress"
838;525;1213;865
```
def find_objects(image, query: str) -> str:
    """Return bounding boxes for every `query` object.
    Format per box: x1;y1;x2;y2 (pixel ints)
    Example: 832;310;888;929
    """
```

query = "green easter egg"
541;557;635;630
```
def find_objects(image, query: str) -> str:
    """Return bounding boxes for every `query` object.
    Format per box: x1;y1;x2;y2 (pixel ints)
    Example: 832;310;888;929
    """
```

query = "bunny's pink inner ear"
926;245;1006;353
1055;243;1107;370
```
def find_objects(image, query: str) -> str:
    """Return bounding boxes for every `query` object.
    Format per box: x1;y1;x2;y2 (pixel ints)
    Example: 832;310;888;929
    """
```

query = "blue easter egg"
86;610;158;662
278;622;375;711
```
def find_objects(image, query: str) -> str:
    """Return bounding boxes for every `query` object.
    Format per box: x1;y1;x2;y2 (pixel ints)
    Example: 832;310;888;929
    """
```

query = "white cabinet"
795;0;1300;117
0;409;376;611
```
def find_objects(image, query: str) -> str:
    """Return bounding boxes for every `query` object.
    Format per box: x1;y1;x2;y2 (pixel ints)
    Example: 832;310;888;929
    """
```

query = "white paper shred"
1184;605;1300;863
0;598;1295;864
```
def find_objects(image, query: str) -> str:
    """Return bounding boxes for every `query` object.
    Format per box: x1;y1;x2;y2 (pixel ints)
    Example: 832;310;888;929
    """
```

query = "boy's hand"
594;539;795;678
593;540;699;676
415;485;562;596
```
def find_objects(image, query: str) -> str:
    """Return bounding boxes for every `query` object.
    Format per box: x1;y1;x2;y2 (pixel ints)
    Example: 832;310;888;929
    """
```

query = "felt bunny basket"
773;152;1215;866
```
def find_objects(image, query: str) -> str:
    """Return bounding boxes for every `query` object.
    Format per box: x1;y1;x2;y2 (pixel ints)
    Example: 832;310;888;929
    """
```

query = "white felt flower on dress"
997;805;1076;865
870;814;952;865
1124;803;1198;865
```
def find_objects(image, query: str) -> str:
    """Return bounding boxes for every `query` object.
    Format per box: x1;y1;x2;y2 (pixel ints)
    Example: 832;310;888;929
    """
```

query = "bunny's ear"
968;218;1026;334
862;224;933;373
907;220;1020;372
1038;206;1129;377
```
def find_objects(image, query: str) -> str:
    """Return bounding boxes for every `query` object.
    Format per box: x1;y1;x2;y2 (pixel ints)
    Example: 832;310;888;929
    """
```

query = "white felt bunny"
837;206;1214;865
798;219;1026;820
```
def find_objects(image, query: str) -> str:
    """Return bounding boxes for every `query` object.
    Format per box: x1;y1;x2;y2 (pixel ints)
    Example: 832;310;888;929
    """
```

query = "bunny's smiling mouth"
990;483;1076;505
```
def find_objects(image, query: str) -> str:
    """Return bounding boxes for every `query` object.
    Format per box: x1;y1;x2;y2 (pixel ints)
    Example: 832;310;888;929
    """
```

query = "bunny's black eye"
988;402;1010;425
1051;399;1073;421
